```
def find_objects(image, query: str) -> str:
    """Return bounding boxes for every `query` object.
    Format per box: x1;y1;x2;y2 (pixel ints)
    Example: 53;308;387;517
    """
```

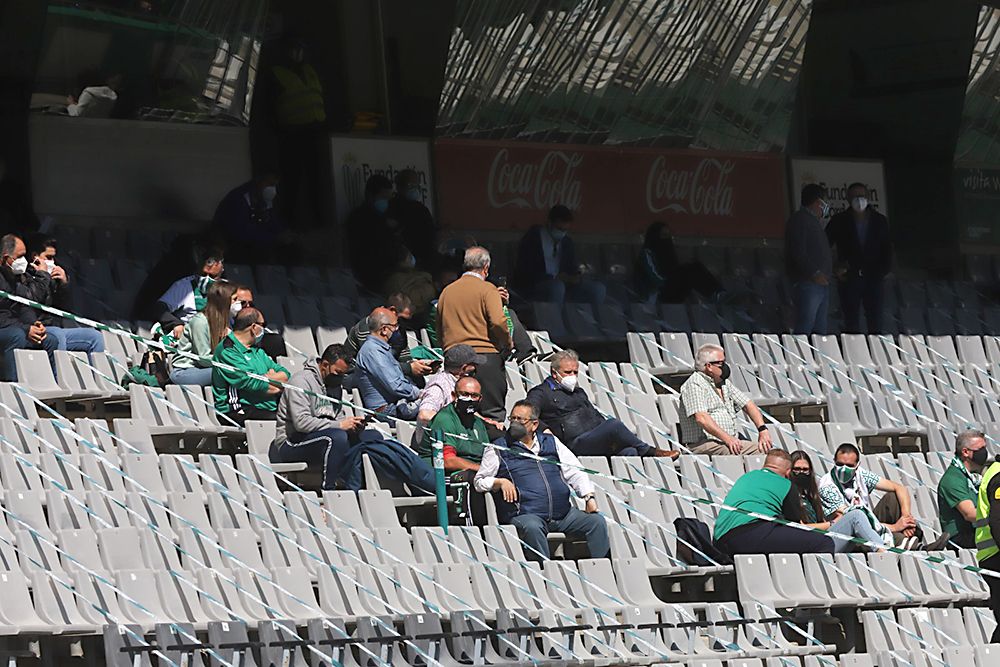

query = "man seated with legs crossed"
474;400;608;561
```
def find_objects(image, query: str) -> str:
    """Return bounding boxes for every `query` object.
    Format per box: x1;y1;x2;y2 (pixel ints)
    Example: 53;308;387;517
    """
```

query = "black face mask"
507;421;528;442
790;471;812;488
972;447;990;467
719;362;731;382
324;373;343;393
455;396;480;424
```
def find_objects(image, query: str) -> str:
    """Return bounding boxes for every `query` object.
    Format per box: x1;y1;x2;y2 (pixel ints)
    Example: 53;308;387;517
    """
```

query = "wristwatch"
583;494;596;503
757;424;769;433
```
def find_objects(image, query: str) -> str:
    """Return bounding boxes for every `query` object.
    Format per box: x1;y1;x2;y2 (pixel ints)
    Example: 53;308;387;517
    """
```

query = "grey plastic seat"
196;568;255;622
119;455;167;501
177;525;228;571
358;489;402;528
897;606;968;652
126;385;196;437
161;455;205;497
261;528;307;570
13;349;73;400
258;619;310;667
802;553;872;607
52;350;111;400
155;622;207;666
768;553;830;608
208;493;254;531
30;569;98;633
115;568;170;627
14;527;63;574
317;565;367;620
270;566;322;621
139;529;183;571
199;455;246;502
217;528;266;571
305;617;360;667
247;491;293;535
5;491;52;538
206;619;259;667
235;453;284;498
102;624;156;667
45;488;93;532
125;491;175;539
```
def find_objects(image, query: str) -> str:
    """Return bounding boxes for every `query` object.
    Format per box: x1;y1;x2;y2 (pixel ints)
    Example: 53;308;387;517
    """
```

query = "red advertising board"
433;138;787;237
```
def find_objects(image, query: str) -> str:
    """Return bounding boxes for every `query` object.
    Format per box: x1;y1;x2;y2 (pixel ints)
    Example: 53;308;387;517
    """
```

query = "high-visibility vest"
975;461;1000;562
271;64;326;126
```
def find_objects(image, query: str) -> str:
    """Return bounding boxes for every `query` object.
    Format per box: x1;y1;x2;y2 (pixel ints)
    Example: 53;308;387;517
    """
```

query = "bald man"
713;449;836;555
355;306;421;419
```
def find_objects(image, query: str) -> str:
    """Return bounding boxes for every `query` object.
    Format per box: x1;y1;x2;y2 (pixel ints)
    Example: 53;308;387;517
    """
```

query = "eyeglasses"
509;416;536;424
707;360;725;367
792;467;811;474
239;300;254;308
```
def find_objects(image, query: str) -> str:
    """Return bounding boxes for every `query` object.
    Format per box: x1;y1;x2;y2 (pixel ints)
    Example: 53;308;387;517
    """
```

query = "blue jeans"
510;507;609;561
570;418;653;457
829;508;887;553
270;427;352;490
45;326;105;354
0;326;58;382
793;281;829;335
169;366;213;386
533;278;606;306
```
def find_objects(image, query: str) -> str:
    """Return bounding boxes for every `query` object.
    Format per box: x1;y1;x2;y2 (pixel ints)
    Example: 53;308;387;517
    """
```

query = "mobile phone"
429;359;442;372
496;276;508;288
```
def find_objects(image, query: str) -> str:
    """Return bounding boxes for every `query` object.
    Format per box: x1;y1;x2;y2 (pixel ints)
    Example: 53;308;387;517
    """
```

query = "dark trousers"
659;261;721;303
570;418;653;457
510;507;609;561
982;553;1000;643
270;427;351;490
839;275;884;334
341;433;437;494
0;326;59;382
475;352;507;421
716;520;835;555
872;491;923;547
278;124;326;229
227;405;277;428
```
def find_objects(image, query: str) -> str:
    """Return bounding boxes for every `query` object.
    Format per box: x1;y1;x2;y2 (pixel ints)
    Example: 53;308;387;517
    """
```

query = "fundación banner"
433;138;788;236
330;135;434;223
788;157;889;222
954;165;1000;245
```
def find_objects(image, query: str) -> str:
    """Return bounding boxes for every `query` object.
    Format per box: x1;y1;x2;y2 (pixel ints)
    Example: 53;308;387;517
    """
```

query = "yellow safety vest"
271;64;326;126
975;461;1000;562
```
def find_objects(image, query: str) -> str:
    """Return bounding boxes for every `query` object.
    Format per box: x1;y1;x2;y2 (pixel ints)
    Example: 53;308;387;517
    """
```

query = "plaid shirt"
678;371;750;444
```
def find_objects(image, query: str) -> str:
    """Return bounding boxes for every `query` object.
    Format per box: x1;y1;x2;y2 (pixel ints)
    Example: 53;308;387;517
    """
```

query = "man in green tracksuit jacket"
212;307;289;425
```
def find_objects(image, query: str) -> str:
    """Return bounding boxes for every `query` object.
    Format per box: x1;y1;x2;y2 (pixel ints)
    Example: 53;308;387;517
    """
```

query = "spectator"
937;430;989;549
436;246;512;421
382;252;437;324
513;205;606;305
131;232;224;322
212;307;289;426
827;182;893;333
346;175;401;291
526;349;678;458
346;294;433;382
390;169;438;270
976;451;1000;642
67;73;122;118
474;400;608;561
151;243;225;341
791;450;887;552
169;280;237;386
212;173;285;264
0;234;57;380
679;344;773;455
416;344;483;427
355;307;420;419
714;449;836;555
24;234;105;356
785;183;832;335
634;221;722;304
0;157;40;237
818;443;919;549
231;285;287;361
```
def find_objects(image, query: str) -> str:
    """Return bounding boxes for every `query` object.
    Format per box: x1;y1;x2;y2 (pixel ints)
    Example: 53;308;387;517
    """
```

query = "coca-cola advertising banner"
433;139;787;236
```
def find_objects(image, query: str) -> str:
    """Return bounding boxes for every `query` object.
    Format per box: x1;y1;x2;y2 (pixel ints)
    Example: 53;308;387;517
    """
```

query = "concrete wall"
30;114;251;221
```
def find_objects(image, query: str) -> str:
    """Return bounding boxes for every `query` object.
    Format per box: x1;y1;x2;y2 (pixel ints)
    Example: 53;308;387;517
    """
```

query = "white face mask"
230;302;243;319
850;196;868;213
261;185;277;208
558;373;578;392
9;257;28;275
44;259;55;273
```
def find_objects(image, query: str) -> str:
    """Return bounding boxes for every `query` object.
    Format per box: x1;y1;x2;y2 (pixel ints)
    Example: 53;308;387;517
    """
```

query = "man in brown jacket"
436;246;512;421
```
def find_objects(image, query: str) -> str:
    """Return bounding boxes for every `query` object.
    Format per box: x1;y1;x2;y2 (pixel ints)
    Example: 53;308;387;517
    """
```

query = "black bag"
673;517;733;566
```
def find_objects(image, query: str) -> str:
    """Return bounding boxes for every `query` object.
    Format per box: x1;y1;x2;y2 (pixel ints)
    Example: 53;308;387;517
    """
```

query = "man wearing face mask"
826;182;892;333
212;173;285;264
513;205;606;305
679;344;773;456
355;307;421;419
474;400;608;561
416;345;484;427
526;349;678;458
0;234;58;381
818;443;918;550
347;174;403;292
937;430;990;548
212;307;289;426
389;169;438;271
785;183;832;335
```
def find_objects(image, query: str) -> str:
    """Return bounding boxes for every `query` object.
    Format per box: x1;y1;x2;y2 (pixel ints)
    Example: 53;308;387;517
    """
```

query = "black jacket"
0;265;51;331
826;209;892;280
525;377;605;446
784;207;833;283
513;226;578;293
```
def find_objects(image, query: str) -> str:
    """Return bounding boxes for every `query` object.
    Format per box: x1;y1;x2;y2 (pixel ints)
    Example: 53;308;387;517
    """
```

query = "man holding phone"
416;344;484;429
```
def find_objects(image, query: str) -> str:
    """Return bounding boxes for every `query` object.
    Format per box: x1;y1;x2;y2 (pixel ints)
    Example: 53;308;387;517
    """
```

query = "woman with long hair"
168;279;239;386
790;450;887;552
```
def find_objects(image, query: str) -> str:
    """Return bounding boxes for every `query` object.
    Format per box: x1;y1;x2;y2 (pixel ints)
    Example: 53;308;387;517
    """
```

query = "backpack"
673;517;733;567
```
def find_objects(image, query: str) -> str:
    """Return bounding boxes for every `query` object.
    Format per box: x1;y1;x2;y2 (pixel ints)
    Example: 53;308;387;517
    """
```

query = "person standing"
390;169;438;271
436;246;512;422
826;182;892;333
975;451;1000;642
785;183;832;335
346;175;401;291
938;430;990;549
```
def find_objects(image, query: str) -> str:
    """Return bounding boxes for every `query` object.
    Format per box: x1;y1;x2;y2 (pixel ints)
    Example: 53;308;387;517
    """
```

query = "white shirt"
539;228;562;277
158;275;200;324
67;86;118;118
474;434;594;497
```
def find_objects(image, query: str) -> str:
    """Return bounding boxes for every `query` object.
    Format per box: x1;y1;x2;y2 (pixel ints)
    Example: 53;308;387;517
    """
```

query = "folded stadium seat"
313;327;349;356
924;333;961;367
112;569;173;626
867;553;928;604
628;303;662;333
900;554;973;604
320;298;360;328
39;449;85;493
244;420;304;475
336;526;383;569
924;308;956;336
321;489;366;529
468;561;524;615
13;349;74;402
358;489;402;528
658;603;733;660
160;454;206;498
596;303;630;339
482;525;527;564
721;333;759;371
689;305;727;334
626;333;682;377
207;620;262;667
282;295;321;327
781;334;819;370
740;600;835;657
578;606;632;661
411;526;454;564
445;526;493;564
258;618;311;666
897;606;970;654
51;350;115;401
940;647;978;667
102;624;157;667
965;608;999;647
154;623;209;667
287;265;326;296
400;613;465;667
127;385;204;438
92;349;133;393
944;393;978;430
46;488;95;533
617;361;657;395
30;568;100;634
155;572;213;630
196;567;261;623
531;302;570;342
13;524;63;575
271;566;326;622
246;490;293;537
110;418;158;456
248;294;285;328
801;553;875;608
304;618;359;667
281;325;318;360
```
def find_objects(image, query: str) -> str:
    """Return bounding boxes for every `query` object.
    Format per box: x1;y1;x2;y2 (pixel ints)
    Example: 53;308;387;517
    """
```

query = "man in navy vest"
474;399;609;561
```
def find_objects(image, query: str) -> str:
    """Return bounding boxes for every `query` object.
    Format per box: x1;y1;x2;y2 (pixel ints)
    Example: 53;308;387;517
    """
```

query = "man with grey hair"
436;246;511;421
937;429;990;548
678;343;773;455
355;306;421;419
0;233;58;381
526;349;678;458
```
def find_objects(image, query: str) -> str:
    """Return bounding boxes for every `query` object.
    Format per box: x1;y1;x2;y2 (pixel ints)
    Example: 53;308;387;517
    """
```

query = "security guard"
975;453;1000;642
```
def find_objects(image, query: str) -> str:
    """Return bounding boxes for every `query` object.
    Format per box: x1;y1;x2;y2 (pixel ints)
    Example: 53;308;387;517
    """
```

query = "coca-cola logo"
487;149;583;210
645;155;735;216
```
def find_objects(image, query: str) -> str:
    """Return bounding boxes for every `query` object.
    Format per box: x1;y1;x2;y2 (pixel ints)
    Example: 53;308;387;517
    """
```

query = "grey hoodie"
274;359;344;445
